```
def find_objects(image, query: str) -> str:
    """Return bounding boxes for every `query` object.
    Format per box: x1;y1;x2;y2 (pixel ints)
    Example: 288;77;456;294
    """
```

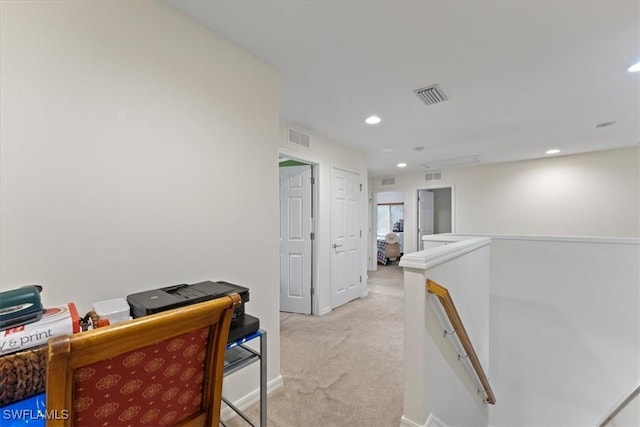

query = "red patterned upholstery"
46;295;241;427
71;327;209;426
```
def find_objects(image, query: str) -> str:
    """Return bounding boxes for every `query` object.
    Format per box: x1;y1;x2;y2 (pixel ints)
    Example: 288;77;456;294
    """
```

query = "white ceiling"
166;0;639;177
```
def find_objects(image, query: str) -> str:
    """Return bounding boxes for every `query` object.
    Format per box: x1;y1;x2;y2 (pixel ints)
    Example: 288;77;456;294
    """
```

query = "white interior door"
331;167;361;309
279;165;312;314
417;190;435;250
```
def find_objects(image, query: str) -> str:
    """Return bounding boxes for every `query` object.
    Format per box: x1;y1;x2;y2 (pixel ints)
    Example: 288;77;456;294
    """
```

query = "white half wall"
1;0;280;405
487;236;640;426
400;237;491;427
370;147;640;254
279;124;368;315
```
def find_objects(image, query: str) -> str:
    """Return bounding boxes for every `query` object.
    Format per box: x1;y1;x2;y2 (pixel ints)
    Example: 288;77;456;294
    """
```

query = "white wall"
400;237;491;427
602;381;639;427
1;0;280;405
607;390;639;427
377;191;404;204
488;236;639;426
370;147;640;254
432;188;452;234
279;124;368;315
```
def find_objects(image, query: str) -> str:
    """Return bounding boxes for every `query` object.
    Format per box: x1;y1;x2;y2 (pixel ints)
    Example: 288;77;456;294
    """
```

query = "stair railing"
427;278;496;405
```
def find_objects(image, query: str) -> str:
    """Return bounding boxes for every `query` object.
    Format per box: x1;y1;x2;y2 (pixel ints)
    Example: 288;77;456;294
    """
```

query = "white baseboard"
425;413;449;427
400;413;448;427
400;415;426;427
221;375;284;422
320;306;332;315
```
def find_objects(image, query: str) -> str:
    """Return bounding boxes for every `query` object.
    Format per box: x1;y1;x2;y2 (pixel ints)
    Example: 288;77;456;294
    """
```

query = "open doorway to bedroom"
417;186;452;250
374;191;405;268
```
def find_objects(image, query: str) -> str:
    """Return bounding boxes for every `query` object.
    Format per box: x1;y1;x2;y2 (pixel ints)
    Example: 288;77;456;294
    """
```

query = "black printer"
126;280;259;343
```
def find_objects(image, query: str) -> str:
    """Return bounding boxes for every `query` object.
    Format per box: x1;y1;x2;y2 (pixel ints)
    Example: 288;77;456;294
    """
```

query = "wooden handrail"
427;279;496;404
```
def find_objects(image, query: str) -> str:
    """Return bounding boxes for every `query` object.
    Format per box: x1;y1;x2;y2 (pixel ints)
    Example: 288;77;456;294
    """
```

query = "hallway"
226;264;404;426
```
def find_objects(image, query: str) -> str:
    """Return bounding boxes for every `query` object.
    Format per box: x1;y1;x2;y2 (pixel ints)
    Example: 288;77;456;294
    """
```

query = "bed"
377;239;390;265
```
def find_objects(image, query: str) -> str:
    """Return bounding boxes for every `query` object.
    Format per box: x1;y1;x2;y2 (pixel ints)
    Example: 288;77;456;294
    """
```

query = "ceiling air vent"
288;127;310;148
425;171;442;181
414;84;448;106
381;178;396;186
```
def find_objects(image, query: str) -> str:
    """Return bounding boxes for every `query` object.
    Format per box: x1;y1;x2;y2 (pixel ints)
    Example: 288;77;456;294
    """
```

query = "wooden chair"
46;294;241;427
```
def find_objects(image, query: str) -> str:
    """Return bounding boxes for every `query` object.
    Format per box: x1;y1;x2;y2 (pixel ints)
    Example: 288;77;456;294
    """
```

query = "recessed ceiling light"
546;149;560;155
365;115;381;125
628;60;640;72
595;121;618;128
397;162;407;168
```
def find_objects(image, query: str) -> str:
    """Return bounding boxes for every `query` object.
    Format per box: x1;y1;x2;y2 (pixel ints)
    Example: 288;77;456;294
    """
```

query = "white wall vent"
381;177;396;186
288;127;310;148
425;171;442;181
414;84;448;106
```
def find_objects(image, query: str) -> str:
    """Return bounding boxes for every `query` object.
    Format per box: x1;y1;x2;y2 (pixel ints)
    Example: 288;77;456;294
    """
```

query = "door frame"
369;189;406;271
416;185;455;250
279;149;318;315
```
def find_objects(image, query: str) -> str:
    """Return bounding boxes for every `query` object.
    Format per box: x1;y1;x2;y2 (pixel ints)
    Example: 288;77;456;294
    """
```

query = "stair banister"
427;278;496;405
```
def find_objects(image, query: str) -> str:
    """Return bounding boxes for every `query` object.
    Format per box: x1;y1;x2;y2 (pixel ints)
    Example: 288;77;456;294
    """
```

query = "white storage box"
93;298;130;325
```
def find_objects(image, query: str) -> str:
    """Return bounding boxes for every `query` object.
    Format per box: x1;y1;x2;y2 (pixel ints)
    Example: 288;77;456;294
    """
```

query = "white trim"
416;184;456;235
399;237;491;270
279;147;323;166
454;233;639;246
425;413;450;427
220;374;284;422
597;379;640;427
320;306;332;316
372;188;408;271
400;415;427;427
401;413;448;427
368;190;377;271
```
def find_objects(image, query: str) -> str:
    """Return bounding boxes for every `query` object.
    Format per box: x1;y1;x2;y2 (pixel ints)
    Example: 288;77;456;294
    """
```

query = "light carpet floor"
224;264;405;427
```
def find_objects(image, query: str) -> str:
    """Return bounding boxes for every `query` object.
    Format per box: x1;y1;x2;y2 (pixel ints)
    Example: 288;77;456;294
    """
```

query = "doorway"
279;157;315;314
370;191;405;270
417;187;453;250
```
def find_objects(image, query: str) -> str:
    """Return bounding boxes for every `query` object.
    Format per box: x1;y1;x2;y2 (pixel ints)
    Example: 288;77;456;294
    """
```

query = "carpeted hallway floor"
224;264;404;427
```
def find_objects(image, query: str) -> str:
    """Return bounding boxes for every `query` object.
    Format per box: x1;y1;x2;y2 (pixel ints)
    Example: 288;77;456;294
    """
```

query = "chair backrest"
46;294;241;427
385;243;400;258
385;233;399;244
